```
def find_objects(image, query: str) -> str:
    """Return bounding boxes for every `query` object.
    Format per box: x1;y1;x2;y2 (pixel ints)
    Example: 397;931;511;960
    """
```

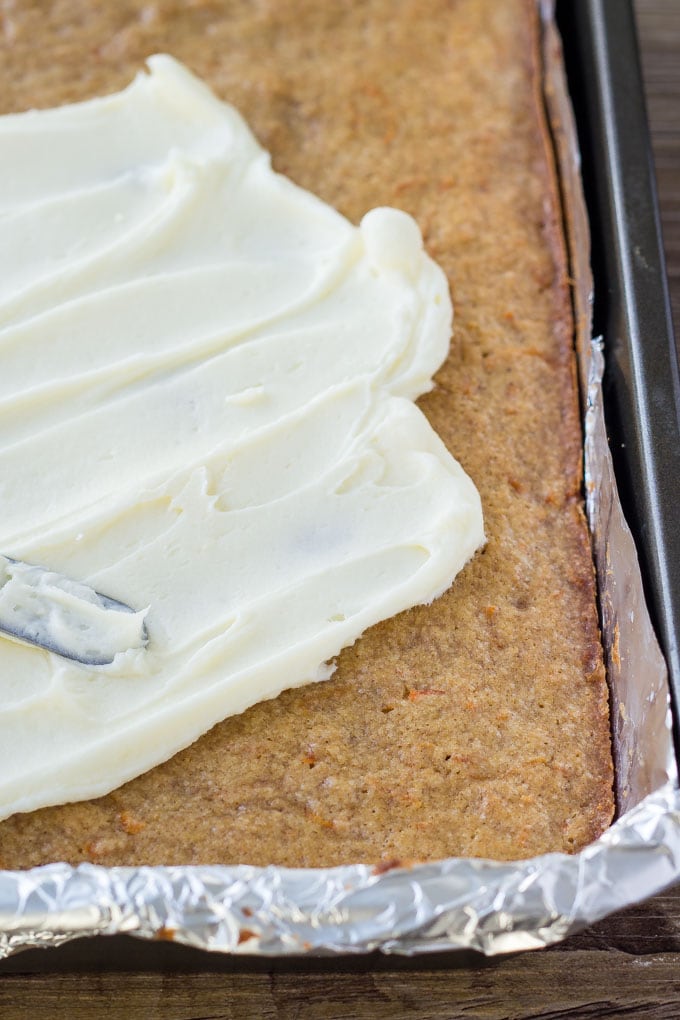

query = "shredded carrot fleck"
358;81;386;100
306;808;335;829
393;175;425;195
406;687;446;702
372;857;403;876
118;810;145;835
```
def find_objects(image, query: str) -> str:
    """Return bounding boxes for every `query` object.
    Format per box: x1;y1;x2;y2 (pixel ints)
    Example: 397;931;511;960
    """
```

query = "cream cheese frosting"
0;55;484;819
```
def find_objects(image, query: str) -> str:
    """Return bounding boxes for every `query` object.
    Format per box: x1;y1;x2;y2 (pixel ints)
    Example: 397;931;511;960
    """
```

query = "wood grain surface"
1;0;679;1016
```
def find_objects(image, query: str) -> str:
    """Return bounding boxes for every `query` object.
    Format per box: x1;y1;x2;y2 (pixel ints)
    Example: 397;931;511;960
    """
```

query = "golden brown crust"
0;0;613;868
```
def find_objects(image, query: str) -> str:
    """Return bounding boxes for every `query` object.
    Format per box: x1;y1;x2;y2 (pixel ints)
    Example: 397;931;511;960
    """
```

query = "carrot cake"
0;0;613;869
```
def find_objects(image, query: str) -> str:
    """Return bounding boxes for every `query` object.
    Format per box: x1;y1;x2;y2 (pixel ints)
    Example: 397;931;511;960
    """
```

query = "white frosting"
0;55;484;819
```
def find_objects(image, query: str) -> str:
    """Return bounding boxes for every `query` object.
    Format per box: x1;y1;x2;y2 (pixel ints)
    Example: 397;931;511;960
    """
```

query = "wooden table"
2;1;679;1015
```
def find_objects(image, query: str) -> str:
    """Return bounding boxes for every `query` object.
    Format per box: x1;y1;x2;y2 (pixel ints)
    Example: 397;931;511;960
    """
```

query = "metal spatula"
0;555;148;666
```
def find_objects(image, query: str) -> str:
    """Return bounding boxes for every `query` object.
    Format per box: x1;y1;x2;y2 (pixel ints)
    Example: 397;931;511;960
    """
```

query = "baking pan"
557;0;680;753
1;0;679;969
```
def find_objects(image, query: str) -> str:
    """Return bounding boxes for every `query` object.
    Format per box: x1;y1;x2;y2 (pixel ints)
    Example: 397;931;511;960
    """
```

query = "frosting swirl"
0;56;484;818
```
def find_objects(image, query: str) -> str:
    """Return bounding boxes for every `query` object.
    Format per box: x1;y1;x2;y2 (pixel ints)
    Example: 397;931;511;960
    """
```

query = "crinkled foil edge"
1;2;679;960
0;781;679;958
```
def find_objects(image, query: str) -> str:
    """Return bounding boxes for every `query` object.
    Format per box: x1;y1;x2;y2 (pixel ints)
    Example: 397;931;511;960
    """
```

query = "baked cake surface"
0;0;613;868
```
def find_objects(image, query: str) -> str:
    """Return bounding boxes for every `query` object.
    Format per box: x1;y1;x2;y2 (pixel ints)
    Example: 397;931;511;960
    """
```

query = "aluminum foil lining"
0;780;678;958
1;4;679;960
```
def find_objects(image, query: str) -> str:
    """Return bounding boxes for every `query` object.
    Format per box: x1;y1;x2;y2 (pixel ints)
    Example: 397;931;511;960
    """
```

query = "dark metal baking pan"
1;0;678;973
556;0;680;758
554;0;676;750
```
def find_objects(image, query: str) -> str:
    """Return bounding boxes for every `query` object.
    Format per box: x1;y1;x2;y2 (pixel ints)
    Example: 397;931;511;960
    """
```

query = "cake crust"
0;0;613;868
